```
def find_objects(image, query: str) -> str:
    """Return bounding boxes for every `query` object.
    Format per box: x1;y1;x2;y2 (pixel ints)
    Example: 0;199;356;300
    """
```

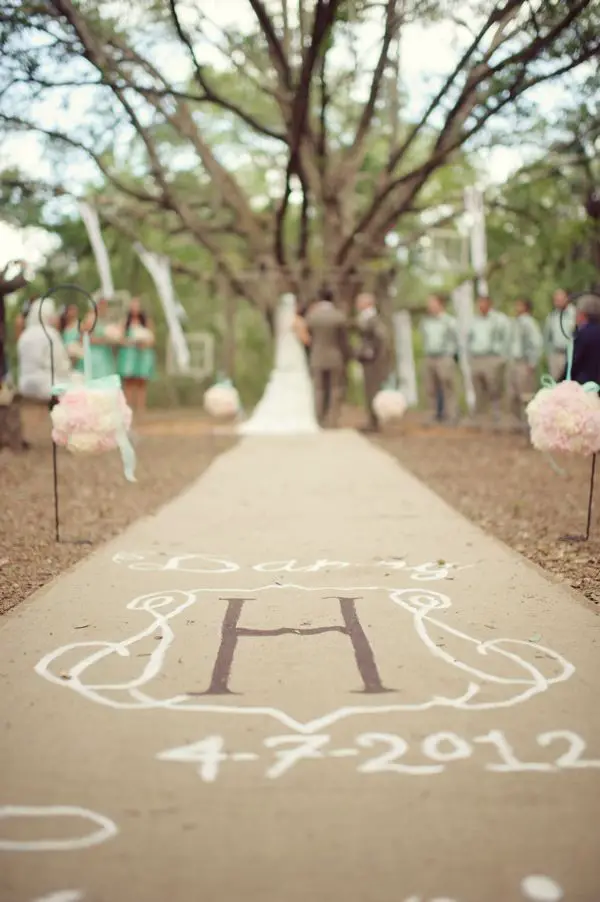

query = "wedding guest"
543;288;576;381
506;298;543;427
59;303;84;373
305;288;349;428
355;292;391;433
467;295;510;425
82;297;118;378
17;298;71;401
566;294;600;388
117;297;156;411
420;293;460;426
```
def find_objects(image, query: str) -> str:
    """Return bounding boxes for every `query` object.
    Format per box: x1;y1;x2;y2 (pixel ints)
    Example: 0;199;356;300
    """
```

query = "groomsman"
305;288;349;428
420;293;460;425
543;288;576;381
506;298;543;426
355;292;391;433
467;295;510;424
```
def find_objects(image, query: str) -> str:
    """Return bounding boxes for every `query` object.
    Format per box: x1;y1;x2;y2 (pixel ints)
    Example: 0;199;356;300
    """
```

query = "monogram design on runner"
36;582;573;733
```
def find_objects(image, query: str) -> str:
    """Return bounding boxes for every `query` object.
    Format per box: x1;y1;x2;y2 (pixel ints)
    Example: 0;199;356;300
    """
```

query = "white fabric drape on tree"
134;244;191;373
78;202;115;300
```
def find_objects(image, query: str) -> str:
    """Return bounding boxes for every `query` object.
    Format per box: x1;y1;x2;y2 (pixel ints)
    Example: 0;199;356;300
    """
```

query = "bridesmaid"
59;303;84;373
82;297;118;378
117;297;156;411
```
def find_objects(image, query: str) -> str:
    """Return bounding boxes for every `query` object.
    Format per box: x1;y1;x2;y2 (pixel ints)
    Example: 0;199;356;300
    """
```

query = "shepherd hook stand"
557;306;597;542
39;285;98;544
559;454;597;543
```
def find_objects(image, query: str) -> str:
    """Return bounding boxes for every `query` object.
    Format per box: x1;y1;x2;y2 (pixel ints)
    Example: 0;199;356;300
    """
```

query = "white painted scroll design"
0;805;117;852
32;892;84;902
35;585;574;735
110;552;471;581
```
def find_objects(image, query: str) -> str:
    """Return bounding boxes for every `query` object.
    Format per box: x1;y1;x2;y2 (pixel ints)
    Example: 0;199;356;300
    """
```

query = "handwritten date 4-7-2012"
156;729;600;783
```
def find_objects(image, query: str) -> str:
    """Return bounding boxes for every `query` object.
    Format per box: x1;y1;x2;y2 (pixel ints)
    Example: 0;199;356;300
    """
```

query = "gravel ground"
0;407;235;614
376;418;600;607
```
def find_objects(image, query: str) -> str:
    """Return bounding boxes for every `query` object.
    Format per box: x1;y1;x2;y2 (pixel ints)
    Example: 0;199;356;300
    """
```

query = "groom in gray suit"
306;289;349;427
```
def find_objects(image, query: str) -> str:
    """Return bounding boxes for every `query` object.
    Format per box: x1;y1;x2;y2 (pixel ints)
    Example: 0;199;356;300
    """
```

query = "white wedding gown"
238;298;320;435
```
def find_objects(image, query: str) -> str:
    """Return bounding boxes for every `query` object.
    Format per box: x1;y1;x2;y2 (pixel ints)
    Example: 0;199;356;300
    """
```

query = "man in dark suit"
305;288;349;427
355;292;392;432
565;294;600;388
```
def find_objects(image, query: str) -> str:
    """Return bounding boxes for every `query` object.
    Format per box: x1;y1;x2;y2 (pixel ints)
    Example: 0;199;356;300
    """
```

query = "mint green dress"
117;327;156;381
62;325;84;373
88;322;117;378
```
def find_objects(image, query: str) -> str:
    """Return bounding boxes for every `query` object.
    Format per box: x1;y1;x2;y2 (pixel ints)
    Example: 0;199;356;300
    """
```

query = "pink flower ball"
51;386;133;454
526;381;600;456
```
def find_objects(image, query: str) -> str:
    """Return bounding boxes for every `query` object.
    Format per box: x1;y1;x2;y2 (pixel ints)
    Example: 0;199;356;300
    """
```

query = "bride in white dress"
238;294;320;435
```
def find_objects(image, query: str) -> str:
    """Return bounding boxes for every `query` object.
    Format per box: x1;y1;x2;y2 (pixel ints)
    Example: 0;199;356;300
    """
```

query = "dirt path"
1;431;599;902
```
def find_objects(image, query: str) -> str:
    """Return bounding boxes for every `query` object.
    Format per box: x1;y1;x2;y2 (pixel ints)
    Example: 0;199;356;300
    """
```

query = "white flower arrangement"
204;382;240;418
104;323;123;344
373;388;407;423
131;325;154;346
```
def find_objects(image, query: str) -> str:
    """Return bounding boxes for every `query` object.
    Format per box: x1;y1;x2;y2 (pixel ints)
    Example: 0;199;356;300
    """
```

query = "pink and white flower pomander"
526;381;600;456
373;388;408;423
203;382;240;418
51;386;133;454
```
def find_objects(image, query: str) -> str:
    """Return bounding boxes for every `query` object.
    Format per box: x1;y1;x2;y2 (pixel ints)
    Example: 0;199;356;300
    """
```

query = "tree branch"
247;0;292;89
166;0;286;141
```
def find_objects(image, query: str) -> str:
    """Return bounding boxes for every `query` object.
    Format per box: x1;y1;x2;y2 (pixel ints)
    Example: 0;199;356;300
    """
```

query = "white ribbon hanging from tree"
464;186;488;296
78;201;115;299
452;281;476;414
133;243;191;373
393;311;418;407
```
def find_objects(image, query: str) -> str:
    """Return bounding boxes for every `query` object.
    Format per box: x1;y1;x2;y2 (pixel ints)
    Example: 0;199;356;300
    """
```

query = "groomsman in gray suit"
544;288;576;381
420;293;460;425
306;288;349;428
506;298;543;426
467;295;510;425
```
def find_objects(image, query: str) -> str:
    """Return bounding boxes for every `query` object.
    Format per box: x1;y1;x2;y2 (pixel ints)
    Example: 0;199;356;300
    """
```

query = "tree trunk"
0;268;29;452
0;395;27;451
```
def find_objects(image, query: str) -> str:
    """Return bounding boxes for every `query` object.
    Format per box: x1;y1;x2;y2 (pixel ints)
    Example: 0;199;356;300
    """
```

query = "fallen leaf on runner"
59;671;72;680
437;559;446;565
529;633;542;643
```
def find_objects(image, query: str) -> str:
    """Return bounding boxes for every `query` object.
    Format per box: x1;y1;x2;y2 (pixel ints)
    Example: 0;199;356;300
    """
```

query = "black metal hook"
39;284;98;543
558;303;575;343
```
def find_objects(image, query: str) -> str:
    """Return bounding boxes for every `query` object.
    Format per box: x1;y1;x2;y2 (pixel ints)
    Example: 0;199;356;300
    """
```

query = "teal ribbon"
52;334;136;482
